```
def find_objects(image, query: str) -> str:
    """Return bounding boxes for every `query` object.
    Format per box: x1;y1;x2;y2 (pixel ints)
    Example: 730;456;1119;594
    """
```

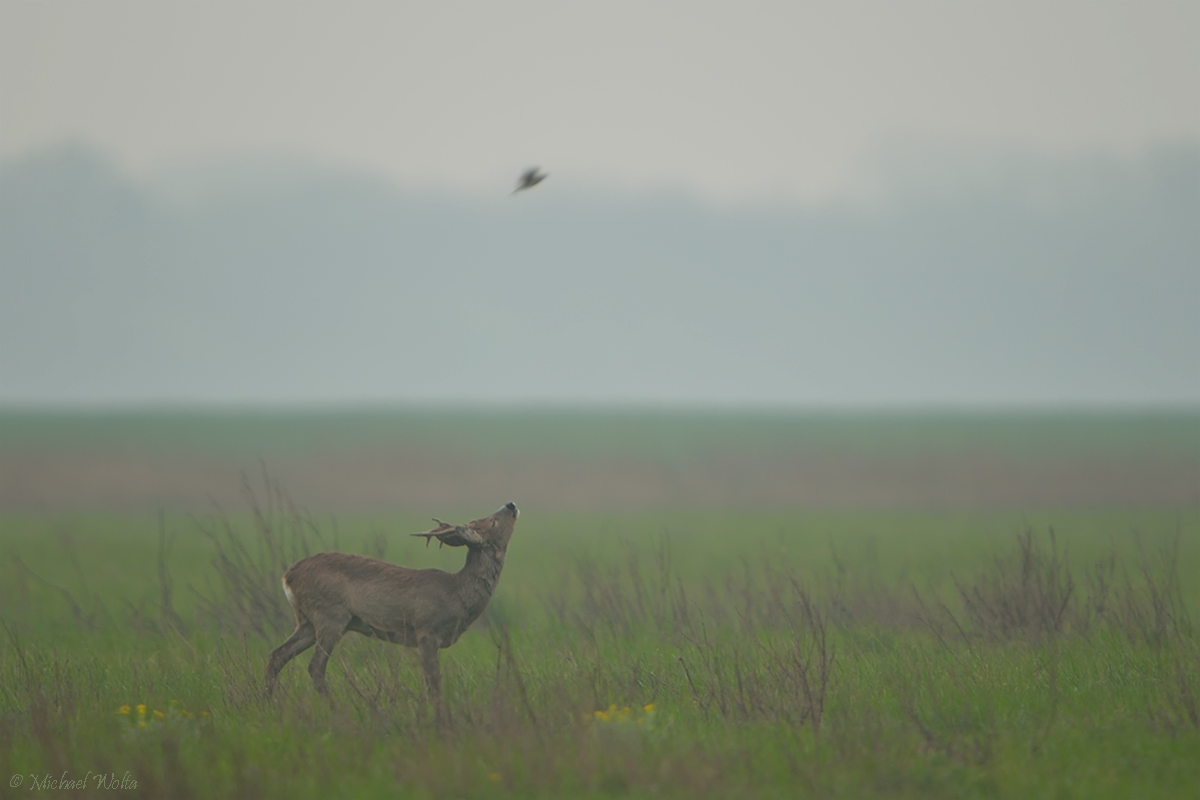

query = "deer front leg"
418;634;446;724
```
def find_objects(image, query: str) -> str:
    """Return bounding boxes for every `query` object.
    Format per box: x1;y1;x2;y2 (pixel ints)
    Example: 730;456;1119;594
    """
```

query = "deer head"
412;501;519;549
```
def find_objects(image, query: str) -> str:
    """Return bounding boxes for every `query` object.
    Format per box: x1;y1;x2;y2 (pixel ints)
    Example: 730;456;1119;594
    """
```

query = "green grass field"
1;412;1198;798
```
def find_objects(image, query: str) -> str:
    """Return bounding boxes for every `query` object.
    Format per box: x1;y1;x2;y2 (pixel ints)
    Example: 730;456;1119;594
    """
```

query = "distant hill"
1;142;1197;407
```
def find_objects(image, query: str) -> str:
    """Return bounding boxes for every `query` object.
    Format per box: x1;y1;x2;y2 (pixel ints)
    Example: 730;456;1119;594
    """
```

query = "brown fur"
265;502;518;709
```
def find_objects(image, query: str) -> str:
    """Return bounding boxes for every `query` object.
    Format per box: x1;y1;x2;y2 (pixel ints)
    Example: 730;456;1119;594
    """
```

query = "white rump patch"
282;576;296;607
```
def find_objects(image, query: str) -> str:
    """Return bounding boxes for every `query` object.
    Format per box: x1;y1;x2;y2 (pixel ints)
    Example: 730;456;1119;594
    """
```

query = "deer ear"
468;515;498;535
438;526;486;548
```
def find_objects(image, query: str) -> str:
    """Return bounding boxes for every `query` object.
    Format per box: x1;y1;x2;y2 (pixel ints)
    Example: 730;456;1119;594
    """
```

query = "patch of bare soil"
2;447;1196;512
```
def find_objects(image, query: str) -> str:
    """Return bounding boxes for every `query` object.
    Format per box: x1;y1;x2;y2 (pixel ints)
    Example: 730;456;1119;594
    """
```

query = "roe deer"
265;502;519;706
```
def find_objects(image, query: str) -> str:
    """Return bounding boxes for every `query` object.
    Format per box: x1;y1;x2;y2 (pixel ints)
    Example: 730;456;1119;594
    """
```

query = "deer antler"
411;518;488;549
412;518;457;548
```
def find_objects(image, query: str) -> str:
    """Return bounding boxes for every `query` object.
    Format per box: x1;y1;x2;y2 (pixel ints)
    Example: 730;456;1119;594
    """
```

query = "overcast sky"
1;2;1198;409
3;1;1197;204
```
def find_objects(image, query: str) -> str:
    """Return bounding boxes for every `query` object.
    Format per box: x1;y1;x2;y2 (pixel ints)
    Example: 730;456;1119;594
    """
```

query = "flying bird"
511;167;547;195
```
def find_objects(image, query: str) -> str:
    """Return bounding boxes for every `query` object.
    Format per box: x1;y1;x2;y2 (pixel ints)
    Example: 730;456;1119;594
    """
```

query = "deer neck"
455;543;508;616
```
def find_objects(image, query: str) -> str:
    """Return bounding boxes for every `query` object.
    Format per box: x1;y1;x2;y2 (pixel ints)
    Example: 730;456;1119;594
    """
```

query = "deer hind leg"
265;619;316;696
307;616;349;696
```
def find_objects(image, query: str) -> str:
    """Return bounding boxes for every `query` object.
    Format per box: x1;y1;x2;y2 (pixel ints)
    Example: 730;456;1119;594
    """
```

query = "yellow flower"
489;772;502;783
136;704;147;718
153;709;166;720
591;702;659;724
117;705;131;715
137;720;148;728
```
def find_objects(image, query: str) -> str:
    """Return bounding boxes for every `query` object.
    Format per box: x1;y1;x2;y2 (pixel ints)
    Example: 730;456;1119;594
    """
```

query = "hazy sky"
3;1;1197;204
1;2;1197;409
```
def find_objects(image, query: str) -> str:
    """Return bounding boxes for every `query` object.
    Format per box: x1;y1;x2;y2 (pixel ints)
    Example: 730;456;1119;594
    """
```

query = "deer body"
265;503;518;703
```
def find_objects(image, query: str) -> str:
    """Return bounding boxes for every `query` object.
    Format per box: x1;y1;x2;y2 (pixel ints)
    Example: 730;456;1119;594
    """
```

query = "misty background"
1;2;1198;409
1;141;1197;407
